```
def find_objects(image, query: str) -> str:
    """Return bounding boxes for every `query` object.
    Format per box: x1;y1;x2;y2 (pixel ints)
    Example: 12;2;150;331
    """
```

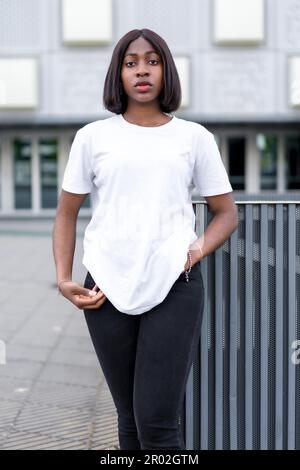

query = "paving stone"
0;312;30;331
63;318;92;338
38;362;102;387
0;359;44;380
11;331;61;348
28;380;99;409
90;441;120;450
48;348;100;368
0;376;33;401
0;426;12;448
5;343;51;362
1;430;87;450
0;400;23;428
13;402;92;440
56;335;95;353
0;330;13;342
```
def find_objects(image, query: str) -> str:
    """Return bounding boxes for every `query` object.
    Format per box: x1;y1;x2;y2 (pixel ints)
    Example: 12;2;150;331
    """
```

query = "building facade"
0;0;299;215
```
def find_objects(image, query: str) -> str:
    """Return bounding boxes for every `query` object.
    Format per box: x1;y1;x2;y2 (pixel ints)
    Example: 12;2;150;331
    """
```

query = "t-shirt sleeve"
61;129;94;194
192;130;233;196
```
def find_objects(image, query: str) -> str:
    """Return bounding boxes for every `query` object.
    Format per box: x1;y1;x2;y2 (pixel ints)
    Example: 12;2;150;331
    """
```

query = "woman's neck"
122;109;171;127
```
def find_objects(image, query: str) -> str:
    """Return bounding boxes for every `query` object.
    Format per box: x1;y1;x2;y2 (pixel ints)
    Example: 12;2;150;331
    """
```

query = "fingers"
83;296;107;310
78;291;104;302
75;290;105;308
79;285;100;298
79;287;98;297
74;291;104;305
79;293;107;310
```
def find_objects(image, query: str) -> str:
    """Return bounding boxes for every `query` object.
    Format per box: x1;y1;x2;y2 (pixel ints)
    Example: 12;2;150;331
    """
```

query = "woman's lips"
136;84;152;92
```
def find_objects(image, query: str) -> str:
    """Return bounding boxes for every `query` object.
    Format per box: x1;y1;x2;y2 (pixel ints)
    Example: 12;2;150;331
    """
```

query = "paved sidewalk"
0;217;119;450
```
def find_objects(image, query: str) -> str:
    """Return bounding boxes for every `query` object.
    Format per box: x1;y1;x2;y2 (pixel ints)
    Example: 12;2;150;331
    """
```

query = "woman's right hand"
58;281;107;310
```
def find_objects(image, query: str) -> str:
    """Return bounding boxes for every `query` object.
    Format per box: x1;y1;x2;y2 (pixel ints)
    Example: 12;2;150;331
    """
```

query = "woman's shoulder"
77;115;119;138
175;116;213;140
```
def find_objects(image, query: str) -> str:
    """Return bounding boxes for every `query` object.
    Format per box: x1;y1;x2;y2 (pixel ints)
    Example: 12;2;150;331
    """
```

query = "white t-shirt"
61;113;233;315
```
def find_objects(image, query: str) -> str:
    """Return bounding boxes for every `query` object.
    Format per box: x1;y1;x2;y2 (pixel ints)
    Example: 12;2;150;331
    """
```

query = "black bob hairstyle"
103;28;182;114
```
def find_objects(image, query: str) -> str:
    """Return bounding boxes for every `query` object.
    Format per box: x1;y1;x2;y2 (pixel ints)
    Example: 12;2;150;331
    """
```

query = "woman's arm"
185;192;238;269
52;189;86;285
52;189;106;309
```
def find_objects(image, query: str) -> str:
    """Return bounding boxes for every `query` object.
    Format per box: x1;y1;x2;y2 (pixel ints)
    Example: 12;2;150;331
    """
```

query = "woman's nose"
136;71;149;77
136;65;149;75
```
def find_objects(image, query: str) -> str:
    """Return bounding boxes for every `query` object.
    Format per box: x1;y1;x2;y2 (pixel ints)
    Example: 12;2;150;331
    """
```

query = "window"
213;0;264;45
173;57;189;108
0;58;38;109
62;0;112;45
288;57;300;108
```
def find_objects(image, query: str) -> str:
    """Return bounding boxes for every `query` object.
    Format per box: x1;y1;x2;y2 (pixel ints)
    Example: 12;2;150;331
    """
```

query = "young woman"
53;28;238;450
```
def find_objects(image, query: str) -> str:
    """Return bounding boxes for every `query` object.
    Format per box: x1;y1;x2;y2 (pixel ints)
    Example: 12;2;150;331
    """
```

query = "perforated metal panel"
184;200;300;450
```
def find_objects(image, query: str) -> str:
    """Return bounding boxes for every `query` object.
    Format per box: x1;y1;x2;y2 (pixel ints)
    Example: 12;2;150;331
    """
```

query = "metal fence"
182;199;300;450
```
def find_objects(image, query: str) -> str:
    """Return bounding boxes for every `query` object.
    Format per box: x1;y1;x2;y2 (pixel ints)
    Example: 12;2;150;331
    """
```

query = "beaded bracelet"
185;249;193;283
185;241;204;283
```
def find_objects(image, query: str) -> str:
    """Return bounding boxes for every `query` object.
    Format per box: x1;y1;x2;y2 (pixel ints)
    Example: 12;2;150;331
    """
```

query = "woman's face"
120;36;164;105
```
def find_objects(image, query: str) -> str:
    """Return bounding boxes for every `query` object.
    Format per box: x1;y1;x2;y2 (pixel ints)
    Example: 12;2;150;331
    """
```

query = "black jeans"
83;262;204;450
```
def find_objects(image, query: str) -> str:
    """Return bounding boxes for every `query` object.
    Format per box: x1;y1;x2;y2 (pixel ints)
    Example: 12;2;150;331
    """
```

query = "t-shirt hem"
62;184;92;194
200;185;233;196
104;296;165;315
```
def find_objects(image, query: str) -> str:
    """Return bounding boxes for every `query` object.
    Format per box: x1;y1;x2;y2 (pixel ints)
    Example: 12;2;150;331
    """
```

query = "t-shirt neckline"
118;113;176;130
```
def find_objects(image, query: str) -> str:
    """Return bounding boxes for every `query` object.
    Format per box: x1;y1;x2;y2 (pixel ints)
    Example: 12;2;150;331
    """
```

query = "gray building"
0;0;299;215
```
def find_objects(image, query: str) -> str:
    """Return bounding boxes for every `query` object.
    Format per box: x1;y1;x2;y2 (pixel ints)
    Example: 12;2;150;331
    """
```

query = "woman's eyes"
125;60;159;67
